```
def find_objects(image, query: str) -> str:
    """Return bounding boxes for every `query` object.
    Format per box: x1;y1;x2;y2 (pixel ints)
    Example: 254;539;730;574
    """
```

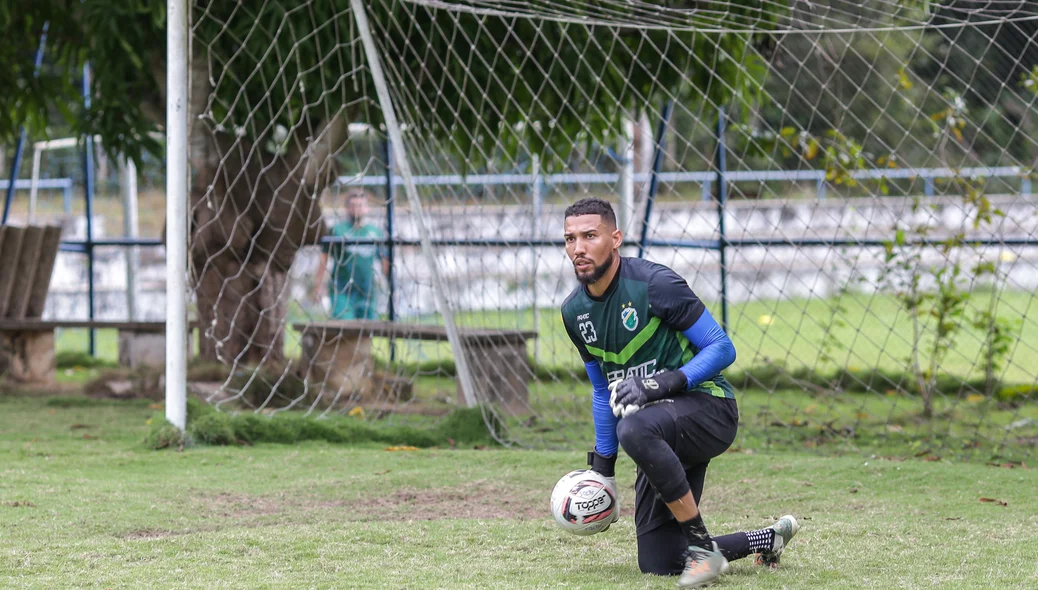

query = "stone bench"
0;320;176;382
293;320;538;413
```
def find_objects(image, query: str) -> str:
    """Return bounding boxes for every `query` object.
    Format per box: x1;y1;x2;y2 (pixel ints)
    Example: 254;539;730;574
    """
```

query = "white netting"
186;0;1038;459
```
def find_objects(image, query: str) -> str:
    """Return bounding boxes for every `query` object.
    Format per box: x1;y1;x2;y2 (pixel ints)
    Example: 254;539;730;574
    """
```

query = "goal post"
173;1;1038;459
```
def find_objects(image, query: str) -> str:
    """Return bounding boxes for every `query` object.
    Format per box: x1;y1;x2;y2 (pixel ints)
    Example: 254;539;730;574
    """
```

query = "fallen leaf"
4;501;36;508
375;470;392;475
148;403;163;410
966;394;985;403
849;488;858;494
348;406;365;418
803;482;815;487
384;446;419;452
82;434;97;440
924;455;941;462
944;517;962;521
979;497;1008;507
70;424;91;430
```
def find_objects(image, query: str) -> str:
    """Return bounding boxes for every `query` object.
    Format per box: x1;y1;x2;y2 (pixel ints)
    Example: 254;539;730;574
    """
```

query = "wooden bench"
293;320;538;413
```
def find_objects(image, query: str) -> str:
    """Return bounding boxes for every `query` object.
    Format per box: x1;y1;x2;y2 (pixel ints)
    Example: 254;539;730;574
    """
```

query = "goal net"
187;0;1038;460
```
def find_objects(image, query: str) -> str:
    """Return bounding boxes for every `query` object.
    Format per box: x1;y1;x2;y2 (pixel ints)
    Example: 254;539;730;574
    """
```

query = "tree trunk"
183;47;344;367
195;257;287;365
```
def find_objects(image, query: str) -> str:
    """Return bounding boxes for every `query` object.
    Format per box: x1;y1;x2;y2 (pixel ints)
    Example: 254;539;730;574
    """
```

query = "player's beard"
574;252;614;285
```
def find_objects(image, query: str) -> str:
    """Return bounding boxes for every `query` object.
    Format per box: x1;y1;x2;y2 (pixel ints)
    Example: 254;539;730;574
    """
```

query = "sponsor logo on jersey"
606;359;657;384
621;305;638;331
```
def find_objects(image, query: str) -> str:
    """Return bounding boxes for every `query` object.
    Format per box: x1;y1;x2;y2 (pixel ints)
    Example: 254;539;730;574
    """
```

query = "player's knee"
616;413;653;458
638;554;682;576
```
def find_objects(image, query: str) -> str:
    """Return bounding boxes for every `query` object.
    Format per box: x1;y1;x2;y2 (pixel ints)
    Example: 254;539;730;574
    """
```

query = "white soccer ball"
549;469;617;536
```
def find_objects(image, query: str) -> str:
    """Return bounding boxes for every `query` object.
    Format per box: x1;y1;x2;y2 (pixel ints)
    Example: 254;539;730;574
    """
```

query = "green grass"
55;290;1038;388
1;394;1036;589
302;289;1038;385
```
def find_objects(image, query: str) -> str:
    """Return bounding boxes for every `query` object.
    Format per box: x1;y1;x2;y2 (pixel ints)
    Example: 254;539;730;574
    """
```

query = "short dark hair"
564;197;617;228
345;188;371;202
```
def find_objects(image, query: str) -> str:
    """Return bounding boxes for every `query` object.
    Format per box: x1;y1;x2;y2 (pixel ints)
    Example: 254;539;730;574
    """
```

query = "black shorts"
630;392;739;536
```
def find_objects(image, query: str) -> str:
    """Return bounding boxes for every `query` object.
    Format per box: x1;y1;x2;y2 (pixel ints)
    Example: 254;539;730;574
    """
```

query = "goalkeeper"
559;198;798;588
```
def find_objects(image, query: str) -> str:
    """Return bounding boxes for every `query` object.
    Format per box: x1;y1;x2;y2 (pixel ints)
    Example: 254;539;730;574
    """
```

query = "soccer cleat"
677;541;729;588
754;514;799;569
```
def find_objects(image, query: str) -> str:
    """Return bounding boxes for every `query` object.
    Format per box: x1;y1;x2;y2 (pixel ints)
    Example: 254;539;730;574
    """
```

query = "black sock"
678;514;713;550
746;528;775;553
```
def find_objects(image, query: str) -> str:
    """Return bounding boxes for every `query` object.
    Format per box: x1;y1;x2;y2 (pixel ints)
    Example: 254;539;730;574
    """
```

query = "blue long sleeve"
678;309;737;389
586;360;619;456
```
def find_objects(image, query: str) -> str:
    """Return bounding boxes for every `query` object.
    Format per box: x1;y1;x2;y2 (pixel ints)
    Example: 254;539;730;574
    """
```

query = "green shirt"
560;257;733;399
323;220;386;298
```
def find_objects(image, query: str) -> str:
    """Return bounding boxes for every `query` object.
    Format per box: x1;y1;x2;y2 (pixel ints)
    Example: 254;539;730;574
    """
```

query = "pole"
383;138;397;362
715;106;730;332
29;147;43;223
3;23;49;225
637;101;674;259
121;156;140;320
82;64;97;356
165;0;189;431
530;153;542;363
619;118;635;255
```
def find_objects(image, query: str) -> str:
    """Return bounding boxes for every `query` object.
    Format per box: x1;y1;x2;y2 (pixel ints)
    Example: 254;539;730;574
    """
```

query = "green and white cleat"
678;541;729;588
754;514;799;569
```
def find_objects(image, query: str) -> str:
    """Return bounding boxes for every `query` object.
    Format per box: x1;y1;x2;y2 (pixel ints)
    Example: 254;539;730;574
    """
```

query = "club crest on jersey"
621;304;639;331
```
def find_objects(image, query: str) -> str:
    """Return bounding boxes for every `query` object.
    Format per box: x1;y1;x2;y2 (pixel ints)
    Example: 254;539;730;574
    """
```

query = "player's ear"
611;227;623;250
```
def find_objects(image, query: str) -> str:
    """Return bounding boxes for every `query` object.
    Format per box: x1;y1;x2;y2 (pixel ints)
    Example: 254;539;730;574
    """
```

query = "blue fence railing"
337;164;1032;202
2;157;1035;351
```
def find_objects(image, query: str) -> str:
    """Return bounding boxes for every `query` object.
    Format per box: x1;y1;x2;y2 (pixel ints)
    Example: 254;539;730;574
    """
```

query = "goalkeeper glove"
609;370;687;418
587;450;620;528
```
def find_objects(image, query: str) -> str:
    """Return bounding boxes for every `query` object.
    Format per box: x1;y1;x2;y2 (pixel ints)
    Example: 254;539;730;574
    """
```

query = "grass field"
54;289;1038;388
1;394;1036;589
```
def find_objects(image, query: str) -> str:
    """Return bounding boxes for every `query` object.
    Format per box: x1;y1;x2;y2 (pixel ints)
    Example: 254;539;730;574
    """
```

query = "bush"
55;351;117;370
149;400;500;450
144;419;187;450
189;412;237;445
997;384;1038;404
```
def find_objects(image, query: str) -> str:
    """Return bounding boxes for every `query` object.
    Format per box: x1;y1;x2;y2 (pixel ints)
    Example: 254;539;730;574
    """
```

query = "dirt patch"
351;480;546;521
123;528;179;540
193;491;287;519
184;481;548;524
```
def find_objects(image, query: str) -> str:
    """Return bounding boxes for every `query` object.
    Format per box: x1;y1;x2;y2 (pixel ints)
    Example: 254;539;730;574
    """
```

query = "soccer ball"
549;469;617;536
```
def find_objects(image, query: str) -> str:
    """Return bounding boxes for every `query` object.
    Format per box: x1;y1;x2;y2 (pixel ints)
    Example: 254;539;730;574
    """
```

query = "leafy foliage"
0;1;165;164
4;1;781;168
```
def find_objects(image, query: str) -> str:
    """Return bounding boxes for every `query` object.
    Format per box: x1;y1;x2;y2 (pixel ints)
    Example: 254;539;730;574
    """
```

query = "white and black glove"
587;450;620;528
608;370;687;418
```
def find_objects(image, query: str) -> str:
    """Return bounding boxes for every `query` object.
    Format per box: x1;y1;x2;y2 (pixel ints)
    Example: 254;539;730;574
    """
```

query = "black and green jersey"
561;257;734;399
